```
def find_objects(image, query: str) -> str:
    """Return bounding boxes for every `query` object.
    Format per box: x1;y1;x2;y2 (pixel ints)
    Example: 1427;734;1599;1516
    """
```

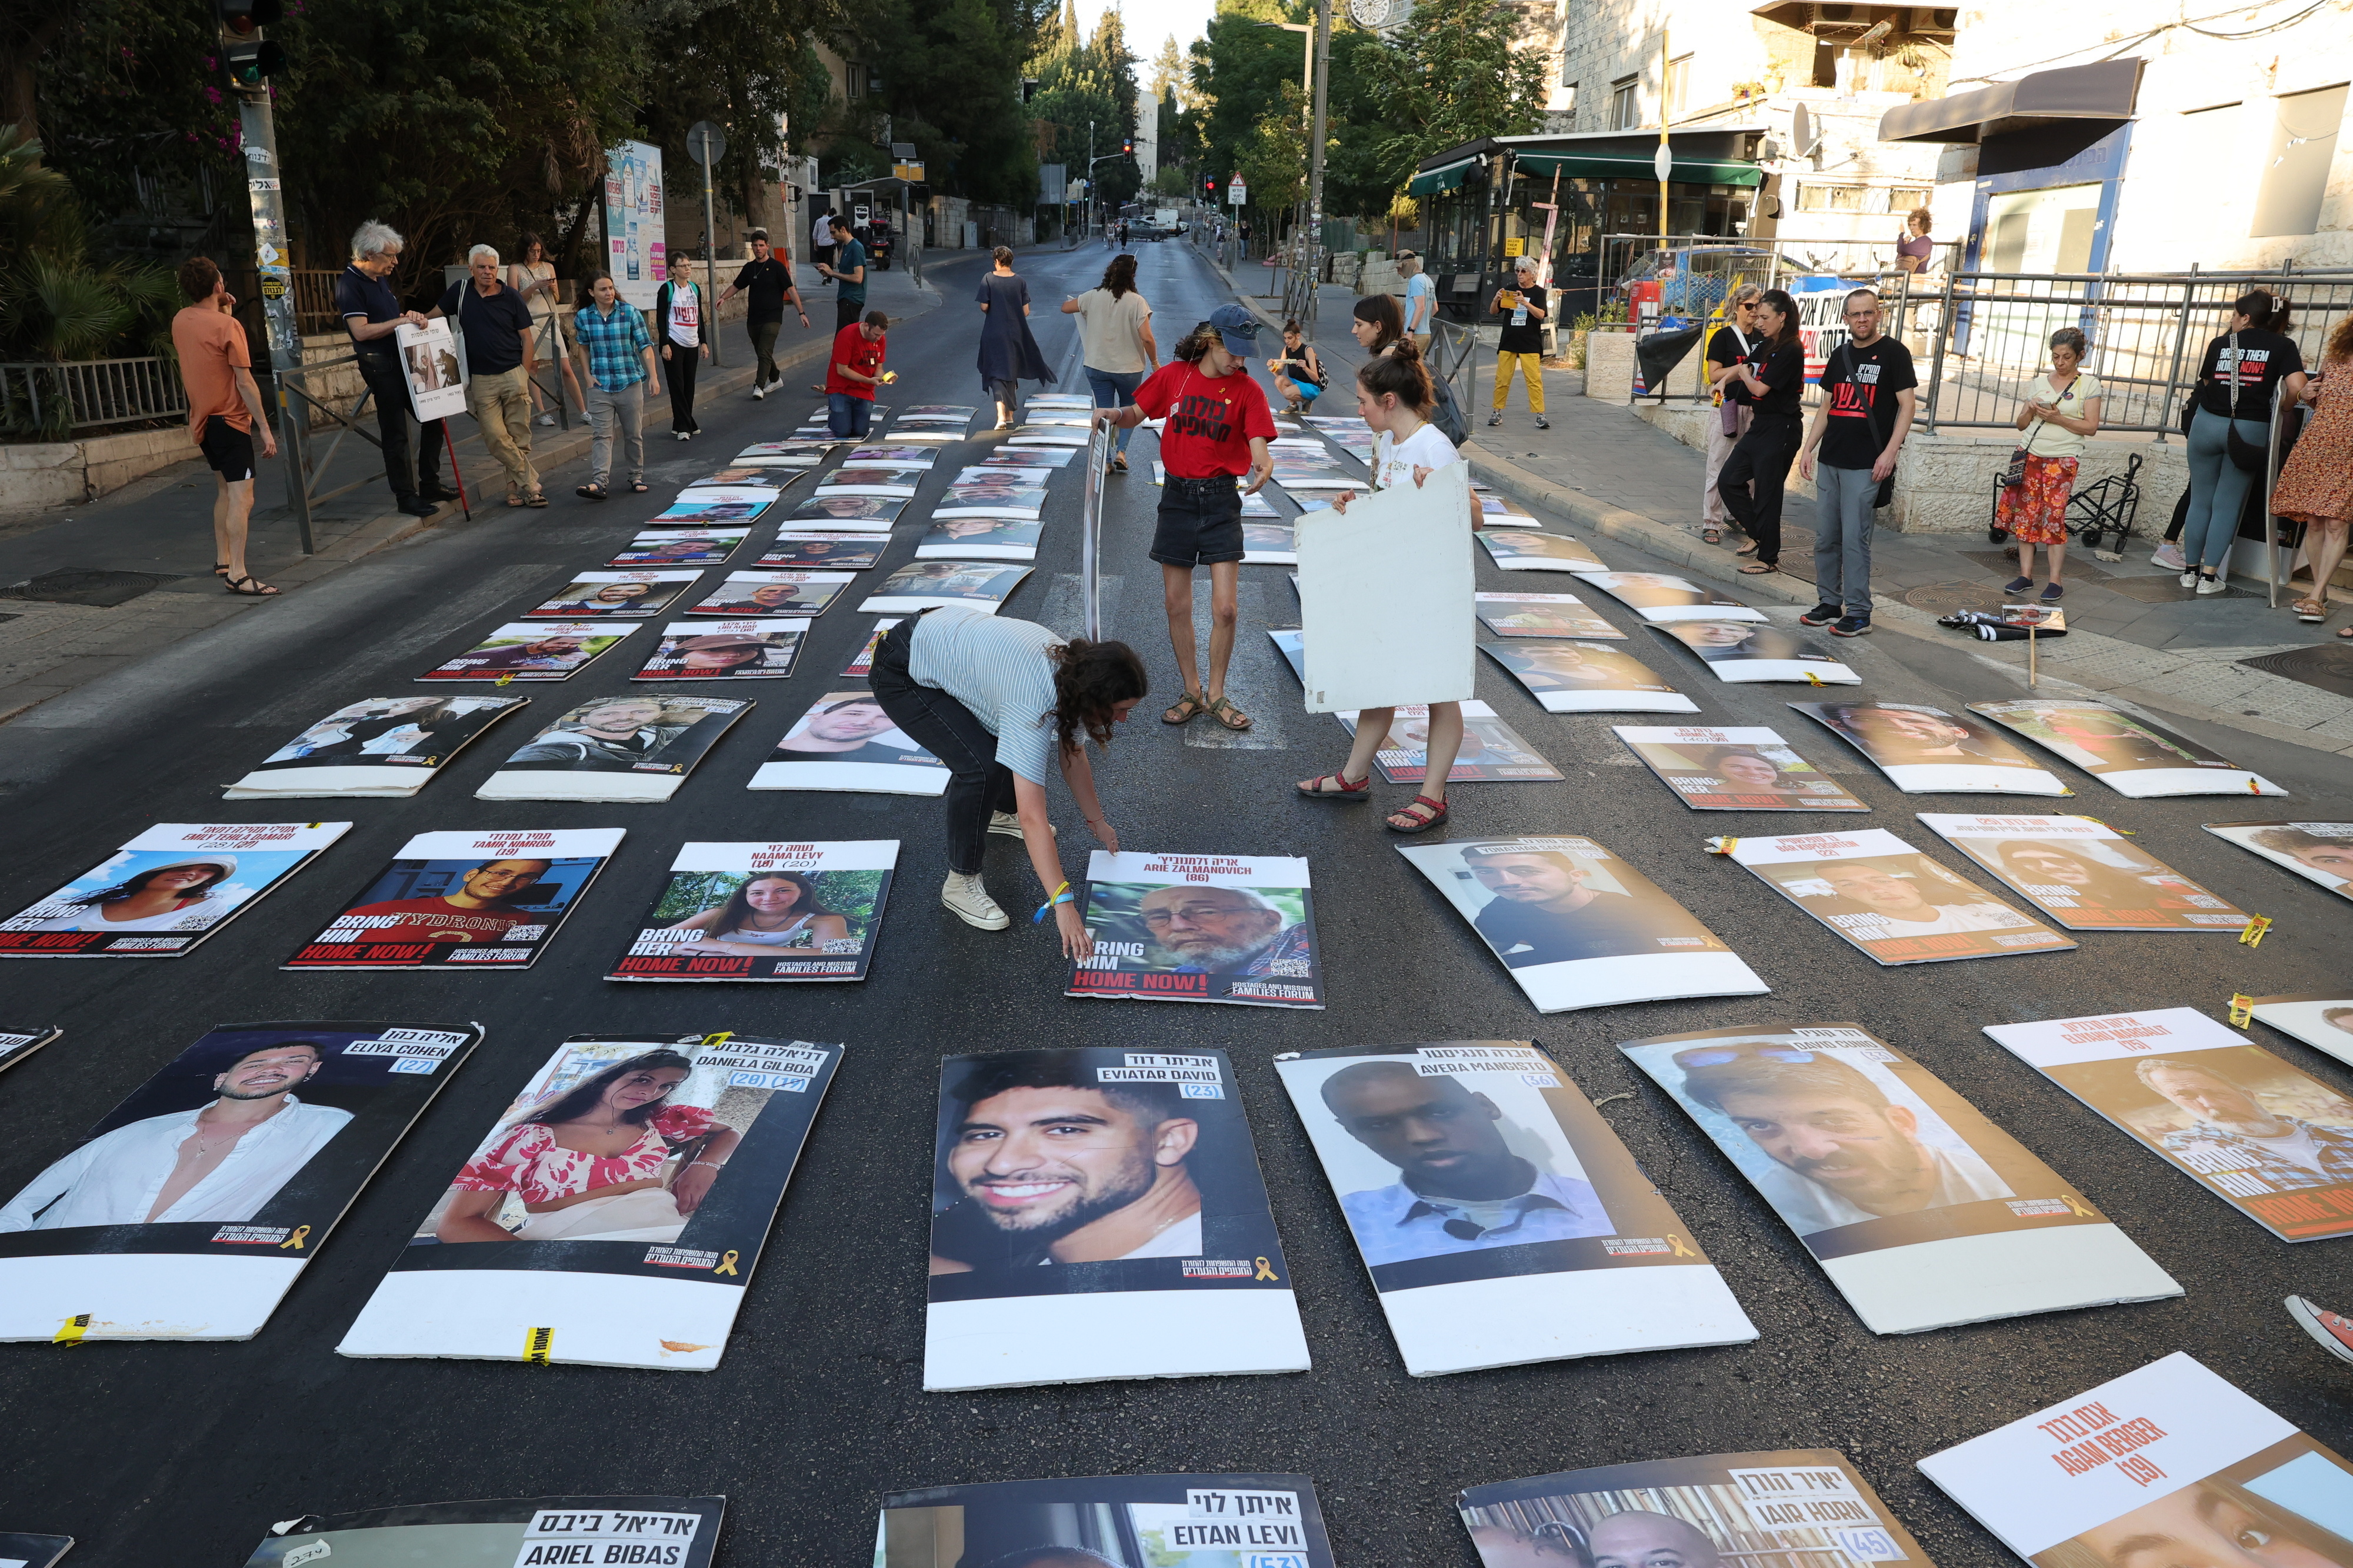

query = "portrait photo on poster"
859;562;1034;615
609;840;896;982
239;1495;724;1568
1918;814;2249;932
1482;642;1699;715
631;619;805;680
1614;725;1868;811
750;689;949;795
917;518;1042;561
1475;591;1625;640
608;529;748;567
1654;621;1860;685
2247;993;2353;1071
685;570;851;619
285;828;623;970
1574;570;1767;623
523;570;700;619
393;317;466;423
785;495;904;532
227;698;525;798
0;821;349;959
1478;529;1607;573
418;621;637;682
1727;829;2077;966
1338;700;1563;784
1068;852;1324;1009
1794;700;2069;795
1968;698;2284;797
878;1473;1336;1568
815;465;927;498
474;695;747;803
758;533;885;571
842;619;902;678
2204;820;2353;904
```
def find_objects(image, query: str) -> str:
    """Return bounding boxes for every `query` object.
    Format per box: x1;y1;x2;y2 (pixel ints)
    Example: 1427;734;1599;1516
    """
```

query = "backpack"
1425;365;1469;446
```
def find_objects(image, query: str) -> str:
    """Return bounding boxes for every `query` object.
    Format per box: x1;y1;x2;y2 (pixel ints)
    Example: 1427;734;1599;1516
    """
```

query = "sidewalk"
1218;264;2353;759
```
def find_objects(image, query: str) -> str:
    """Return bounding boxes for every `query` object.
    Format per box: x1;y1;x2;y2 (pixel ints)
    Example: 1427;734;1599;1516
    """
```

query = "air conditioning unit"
1907;5;1958;38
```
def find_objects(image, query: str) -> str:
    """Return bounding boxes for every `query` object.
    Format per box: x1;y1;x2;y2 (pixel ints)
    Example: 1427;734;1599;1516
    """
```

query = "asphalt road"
2;236;2349;1567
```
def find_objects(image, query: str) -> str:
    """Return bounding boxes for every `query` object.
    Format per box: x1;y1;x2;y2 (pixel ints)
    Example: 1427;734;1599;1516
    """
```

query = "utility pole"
1088;121;1095;239
1657;28;1672;241
1305;0;1331;323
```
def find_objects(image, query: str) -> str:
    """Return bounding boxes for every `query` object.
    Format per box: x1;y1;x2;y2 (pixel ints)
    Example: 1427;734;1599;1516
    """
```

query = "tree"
1148;34;1187;106
1026;1;1141;211
859;0;1045;205
1357;0;1547;192
637;0;841;243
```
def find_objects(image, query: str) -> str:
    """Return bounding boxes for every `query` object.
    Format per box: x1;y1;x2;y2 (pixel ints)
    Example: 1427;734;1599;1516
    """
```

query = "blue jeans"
2182;405;2265;571
1086;366;1144;455
827;392;873;439
1814;463;1878;617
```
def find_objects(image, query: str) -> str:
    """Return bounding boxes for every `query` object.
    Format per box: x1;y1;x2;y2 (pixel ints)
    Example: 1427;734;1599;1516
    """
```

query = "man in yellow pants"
1487;255;1550;431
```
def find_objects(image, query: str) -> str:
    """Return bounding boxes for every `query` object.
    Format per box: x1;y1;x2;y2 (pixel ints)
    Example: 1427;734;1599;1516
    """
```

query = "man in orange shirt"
171;258;281;596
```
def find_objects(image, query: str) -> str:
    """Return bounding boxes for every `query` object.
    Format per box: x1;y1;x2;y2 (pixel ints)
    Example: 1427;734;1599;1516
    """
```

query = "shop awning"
1510;151;1763;186
1879;58;2143;144
1406;156;1481;196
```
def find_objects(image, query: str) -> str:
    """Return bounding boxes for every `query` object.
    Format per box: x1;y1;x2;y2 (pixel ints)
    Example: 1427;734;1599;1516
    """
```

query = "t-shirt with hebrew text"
1816;336;1917;471
1133;360;1277;478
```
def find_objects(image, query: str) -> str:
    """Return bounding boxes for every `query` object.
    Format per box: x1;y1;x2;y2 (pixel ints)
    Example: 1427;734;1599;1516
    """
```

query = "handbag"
2003;370;2079;489
1715;325;1752;436
2222;333;2271;474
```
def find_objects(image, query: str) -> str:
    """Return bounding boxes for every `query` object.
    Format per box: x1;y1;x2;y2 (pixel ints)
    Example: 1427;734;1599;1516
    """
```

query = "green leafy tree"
1029;0;1141;211
859;0;1045;205
638;0;841;241
1356;0;1547;194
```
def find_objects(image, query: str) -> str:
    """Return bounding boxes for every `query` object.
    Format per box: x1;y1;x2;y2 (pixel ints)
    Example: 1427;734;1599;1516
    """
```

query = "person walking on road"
2272;311;2353;632
171;256;281;596
817;216;868;332
656;249;712;440
976;246;1053;430
718;229;807;402
1062;251;1157;469
868;606;1146;943
1400;252;1434;352
336;221;446;519
1797;286;1916;635
1486;256;1549;430
1997;326;2100;602
1713;288;1806;583
573;272;656;500
507;232;581;426
1094;305;1275;734
429;243;545;507
826;310;891;439
1699;282;1762;546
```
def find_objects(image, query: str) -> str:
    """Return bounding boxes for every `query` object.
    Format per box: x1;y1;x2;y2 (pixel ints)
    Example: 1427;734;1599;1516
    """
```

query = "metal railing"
1;356;188;434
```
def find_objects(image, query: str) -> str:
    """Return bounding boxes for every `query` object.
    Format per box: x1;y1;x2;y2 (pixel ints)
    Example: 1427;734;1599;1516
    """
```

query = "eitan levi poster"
2247;994;2353;1070
2204;820;2353;904
1615;725;1868;811
750;690;949;795
1969;698;2286;797
1;822;349;959
1482;642;1698;715
1918;813;2251;931
878;1474;1335;1568
1068;852;1324;1009
285;828;623;970
337;1032;839;1370
474;695;747;803
1275;1042;1755;1375
1337;701;1564;784
1619;1023;2179;1333
924;1047;1309;1390
1793;700;2071;795
225;696;525;798
631;619;805;680
1724;829;2077;965
418;621;636;682
0;1020;481;1342
244;1497;723;1567
609;840;895;982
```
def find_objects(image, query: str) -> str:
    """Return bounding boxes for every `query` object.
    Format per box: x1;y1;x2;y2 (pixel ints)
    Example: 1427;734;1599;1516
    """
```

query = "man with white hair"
336;219;446;518
429;243;544;506
1136;884;1308;976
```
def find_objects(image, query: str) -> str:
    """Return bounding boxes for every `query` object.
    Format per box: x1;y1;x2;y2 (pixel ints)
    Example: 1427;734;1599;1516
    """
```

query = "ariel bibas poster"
608;840;895;982
245;1499;721;1568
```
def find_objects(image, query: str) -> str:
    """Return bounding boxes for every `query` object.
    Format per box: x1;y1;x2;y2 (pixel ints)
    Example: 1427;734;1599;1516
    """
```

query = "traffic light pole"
1305;0;1331;325
235;81;315;555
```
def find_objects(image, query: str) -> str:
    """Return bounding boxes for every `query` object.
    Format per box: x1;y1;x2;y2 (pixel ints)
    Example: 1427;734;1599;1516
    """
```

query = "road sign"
892;162;924;182
1653;143;1672;183
1229;176;1247;206
687;121;726;166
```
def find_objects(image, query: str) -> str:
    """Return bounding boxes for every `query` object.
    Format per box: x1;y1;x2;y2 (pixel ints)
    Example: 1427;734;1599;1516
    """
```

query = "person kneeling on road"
825;311;892;438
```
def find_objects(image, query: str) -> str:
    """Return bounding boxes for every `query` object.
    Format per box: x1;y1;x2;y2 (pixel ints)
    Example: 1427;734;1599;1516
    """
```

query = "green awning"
1510;152;1762;186
1407;157;1478;196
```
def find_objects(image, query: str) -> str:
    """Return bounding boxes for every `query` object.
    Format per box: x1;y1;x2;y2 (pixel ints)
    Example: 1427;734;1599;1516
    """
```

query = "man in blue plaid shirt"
2144;1057;2353;1193
572;271;659;500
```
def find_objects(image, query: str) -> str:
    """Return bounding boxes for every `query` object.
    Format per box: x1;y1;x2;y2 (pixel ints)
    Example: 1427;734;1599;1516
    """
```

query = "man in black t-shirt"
1797;288;1916;638
429;244;544;505
1700;284;1761;542
1486;256;1551;429
717;229;808;401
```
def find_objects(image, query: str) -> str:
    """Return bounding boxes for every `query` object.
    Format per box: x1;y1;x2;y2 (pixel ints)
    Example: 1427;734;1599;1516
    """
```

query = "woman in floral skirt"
2272;312;2353;633
1997;328;2102;602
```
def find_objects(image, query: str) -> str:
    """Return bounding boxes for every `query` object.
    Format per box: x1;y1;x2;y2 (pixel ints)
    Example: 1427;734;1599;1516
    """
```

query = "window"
1609;75;1639;131
1664;54;1692;120
1890;186;1931;212
1796;183;1870;212
2251;82;2347;238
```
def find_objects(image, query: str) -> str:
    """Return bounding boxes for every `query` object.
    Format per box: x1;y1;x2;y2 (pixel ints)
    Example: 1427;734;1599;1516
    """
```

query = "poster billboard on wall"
602;139;665;307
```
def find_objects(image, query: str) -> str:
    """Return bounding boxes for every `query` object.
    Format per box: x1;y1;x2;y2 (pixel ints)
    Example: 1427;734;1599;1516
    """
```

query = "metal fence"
0;356;188;435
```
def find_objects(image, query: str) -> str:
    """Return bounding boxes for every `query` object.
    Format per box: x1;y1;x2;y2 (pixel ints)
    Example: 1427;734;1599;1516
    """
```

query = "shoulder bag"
1716;325;1752;435
2002;368;2079;488
2222;331;2271;474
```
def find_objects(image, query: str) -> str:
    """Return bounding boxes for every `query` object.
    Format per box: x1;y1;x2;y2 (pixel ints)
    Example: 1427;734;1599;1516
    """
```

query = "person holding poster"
336;221;448;518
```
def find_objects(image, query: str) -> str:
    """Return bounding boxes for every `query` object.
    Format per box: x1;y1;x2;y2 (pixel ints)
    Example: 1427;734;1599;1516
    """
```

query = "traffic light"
218;0;284;87
216;0;281;33
225;38;286;87
1123;138;1134;156
1204;177;1217;196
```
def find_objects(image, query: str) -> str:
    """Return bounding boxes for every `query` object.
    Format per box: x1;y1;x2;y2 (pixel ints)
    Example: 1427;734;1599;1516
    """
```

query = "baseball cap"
1208;304;1261;356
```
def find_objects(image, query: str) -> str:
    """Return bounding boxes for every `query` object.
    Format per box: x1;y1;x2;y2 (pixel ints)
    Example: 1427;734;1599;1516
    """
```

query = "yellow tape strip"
1704;836;1738;856
523;1325;553;1365
54;1313;90;1346
2238;916;2272;949
2228;993;2255;1027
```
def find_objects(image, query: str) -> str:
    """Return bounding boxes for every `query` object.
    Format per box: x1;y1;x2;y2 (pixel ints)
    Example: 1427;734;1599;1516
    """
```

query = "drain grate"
0;568;184;607
1904;582;2009;616
2240;641;2353;700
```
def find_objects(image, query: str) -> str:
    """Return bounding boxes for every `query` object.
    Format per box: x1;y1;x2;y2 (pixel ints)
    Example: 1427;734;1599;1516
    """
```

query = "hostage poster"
394;318;465;423
285;828;622;970
1654;620;1859;685
1274;1042;1755;1375
631;620;805;681
924;1046;1309;1390
0;1023;62;1076
225;696;525;798
0;822;349;959
2204;820;2353;905
0;1019;481;1342
1969;698;2285;798
1476;591;1624;640
1794;700;2070;795
1068;852;1324;1009
608;840;895;982
339;1032;841;1370
474;694;747;803
1575;571;1765;623
242;1497;722;1568
418;621;636;682
1482;642;1698;715
1725;828;2077;965
749;690;949;795
1620;1023;2179;1334
1919;813;2251;931
879;1474;1335;1568
524;570;699;619
1615;725;1868;811
1337;700;1564;784
2247;993;2353;1071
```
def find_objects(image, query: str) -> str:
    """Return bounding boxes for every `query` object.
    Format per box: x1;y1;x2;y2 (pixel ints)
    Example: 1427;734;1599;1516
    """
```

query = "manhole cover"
2102;573;2255;603
2240;641;2353;699
1904;582;2008;616
1;568;184;607
1961;549;2111;582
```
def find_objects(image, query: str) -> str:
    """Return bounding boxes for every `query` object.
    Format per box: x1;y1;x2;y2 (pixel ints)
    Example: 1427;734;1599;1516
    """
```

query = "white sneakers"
941;870;1009;930
751;385;768;401
988;811;1055;839
2151;541;2185;571
675;431;689;442
2197;576;2228;595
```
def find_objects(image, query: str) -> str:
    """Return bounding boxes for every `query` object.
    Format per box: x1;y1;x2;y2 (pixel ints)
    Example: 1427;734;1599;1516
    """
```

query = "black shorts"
198;420;256;483
1152;474;1245;567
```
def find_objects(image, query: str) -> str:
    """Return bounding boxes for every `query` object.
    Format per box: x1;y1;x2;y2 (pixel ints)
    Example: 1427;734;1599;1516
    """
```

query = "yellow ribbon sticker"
2238;916;2272;949
1667;1235;1698;1259
1804;670;1825;687
54;1313;90;1347
523;1326;553;1365
278;1224;310;1250
494;672;515;686
1253;1256;1279;1282
712;1250;740;1276
2229;993;2256;1027
700;1030;733;1048
1704;837;1738;856
2063;1193;2097;1219
2249;777;2264;793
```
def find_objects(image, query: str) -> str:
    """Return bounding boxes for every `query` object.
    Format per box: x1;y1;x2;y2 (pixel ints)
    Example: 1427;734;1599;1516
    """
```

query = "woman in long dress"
2272;312;2353;632
975;246;1053;429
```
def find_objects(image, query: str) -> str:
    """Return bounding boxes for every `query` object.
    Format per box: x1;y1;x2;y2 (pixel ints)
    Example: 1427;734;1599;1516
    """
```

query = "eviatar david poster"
1275;1042;1755;1375
1983;1007;2353;1242
924;1046;1309;1390
1919;813;2251;932
394;317;465;423
1969;698;2285;798
418;621;636;682
474;693;746;803
1655;620;1859;684
1620;1023;2179;1333
1574;570;1765;623
0;1024;62;1075
2204;820;2353;905
859;562;1033;615
1458;1450;1929;1568
1398;836;1766;1013
1068;852;1324;1009
879;1474;1335;1568
0;822;349;959
1917;1353;2353;1568
338;1032;839;1370
524;569;699;619
1482;641;1698;715
245;1496;723;1567
749;689;949;795
609;840;895;982
225;696;525;798
2248;994;2353;1071
1793;700;2070;795
0;1019;481;1342
1615;725;1868;811
285;828;622;970
1725;828;2077;965
631;619;805;680
1338;700;1564;784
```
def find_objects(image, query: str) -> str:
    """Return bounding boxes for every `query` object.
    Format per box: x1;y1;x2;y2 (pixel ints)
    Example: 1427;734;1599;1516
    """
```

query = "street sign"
1229;176;1247;206
1653;143;1673;182
892;162;924;182
687;121;726;166
1502;237;1525;257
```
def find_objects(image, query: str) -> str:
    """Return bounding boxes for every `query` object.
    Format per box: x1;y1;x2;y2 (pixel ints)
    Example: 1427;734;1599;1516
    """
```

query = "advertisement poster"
225;698;523;798
749;690;949;795
338;1032;838;1369
523;569;698;619
285;828;623;971
917;518;1041;561
1337;700;1564;784
860;563;1033;615
1574;571;1767;623
1615;725;1868;811
1969;698;2285;798
758;533;884;570
1793;701;2070;795
609;840;896;982
1919;814;2250;931
1399;836;1766;1013
2204;820;2353;904
1918;1353;2353;1568
1622;1023;2179;1333
393;318;465;423
1068;852;1324;1010
1655;621;1861;684
844;619;902;678
601;137;665;306
609;529;747;567
2248;993;2353;1070
632;619;805;680
787;495;910;532
815;466;926;499
474;695;747;803
244;1498;722;1568
1477;591;1624;640
1459;1450;1929;1568
0;1019;481;1342
1983;1007;2353;1242
1477;529;1606;572
879;1475;1335;1568
1;822;348;959
0;1024;62;1076
1275;1042;1755;1375
418;621;636;682
1726;829;2075;965
1482;642;1699;715
685;570;851;618
1240;523;1296;564
924;1047;1309;1390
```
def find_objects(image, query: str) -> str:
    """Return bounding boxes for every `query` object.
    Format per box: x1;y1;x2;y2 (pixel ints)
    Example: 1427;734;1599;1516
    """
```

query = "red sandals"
1385;795;1449;833
1297;772;1370;800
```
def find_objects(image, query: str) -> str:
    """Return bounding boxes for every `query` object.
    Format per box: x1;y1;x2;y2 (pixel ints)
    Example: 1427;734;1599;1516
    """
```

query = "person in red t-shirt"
169;256;281;598
337;858;551;945
1096;304;1274;732
825;311;892;438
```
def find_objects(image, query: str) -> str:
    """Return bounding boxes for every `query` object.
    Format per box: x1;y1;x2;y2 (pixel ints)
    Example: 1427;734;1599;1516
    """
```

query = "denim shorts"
1152;473;1245;566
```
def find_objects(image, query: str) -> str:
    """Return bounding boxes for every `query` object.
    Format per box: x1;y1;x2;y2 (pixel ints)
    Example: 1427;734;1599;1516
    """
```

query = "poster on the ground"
608;840;895;982
338;1032;839;1369
844;444;936;467
418;621;636;682
524;569;699;619
1008;426;1089;447
1482;642;1699;714
2247;993;2353;1070
1240;523;1297;564
1983;1007;2353;1242
1655;620;1861;683
924;1046;1310;1390
1968;698;2287;797
734;440;828;468
1399;836;1766;1013
1477;529;1606;572
241;1497;723;1568
608;529;746;567
1268;628;1307;683
843;619;901;677
394;318;465;422
1296;461;1474;713
937;485;1046;520
226;697;524;798
1574;571;1766;623
1068;852;1324;1009
784;495;905;532
1919;813;2250;931
980;445;1076;468
1337;700;1564;783
1458;1450;1930;1568
1621;1022;2179;1333
686;465;778;488
0;1532;71;1568
749;690;949;795
475;695;746;803
1917;1353;2353;1568
1275;1042;1755;1374
758;533;883;570
917;518;1041;561
631;619;804;680
859;562;1032;615
1239;489;1279;516
1794;700;2071;795
284;828;622;970
648;487;777;526
1726;829;2076;965
1615;725;1869;810
1;822;348;959
0;1019;481;1342
0;1025;62;1075
879;1474;1335;1566
1476;591;1624;639
684;569;851;619
2204;820;2353;904
814;466;926;498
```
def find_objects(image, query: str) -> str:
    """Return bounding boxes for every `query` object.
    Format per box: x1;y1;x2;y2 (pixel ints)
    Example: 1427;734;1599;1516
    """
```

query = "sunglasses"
1671;1043;1819;1069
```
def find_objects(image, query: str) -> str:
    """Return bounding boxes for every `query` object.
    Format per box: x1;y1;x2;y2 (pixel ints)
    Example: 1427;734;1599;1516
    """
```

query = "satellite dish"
1791;103;1819;158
